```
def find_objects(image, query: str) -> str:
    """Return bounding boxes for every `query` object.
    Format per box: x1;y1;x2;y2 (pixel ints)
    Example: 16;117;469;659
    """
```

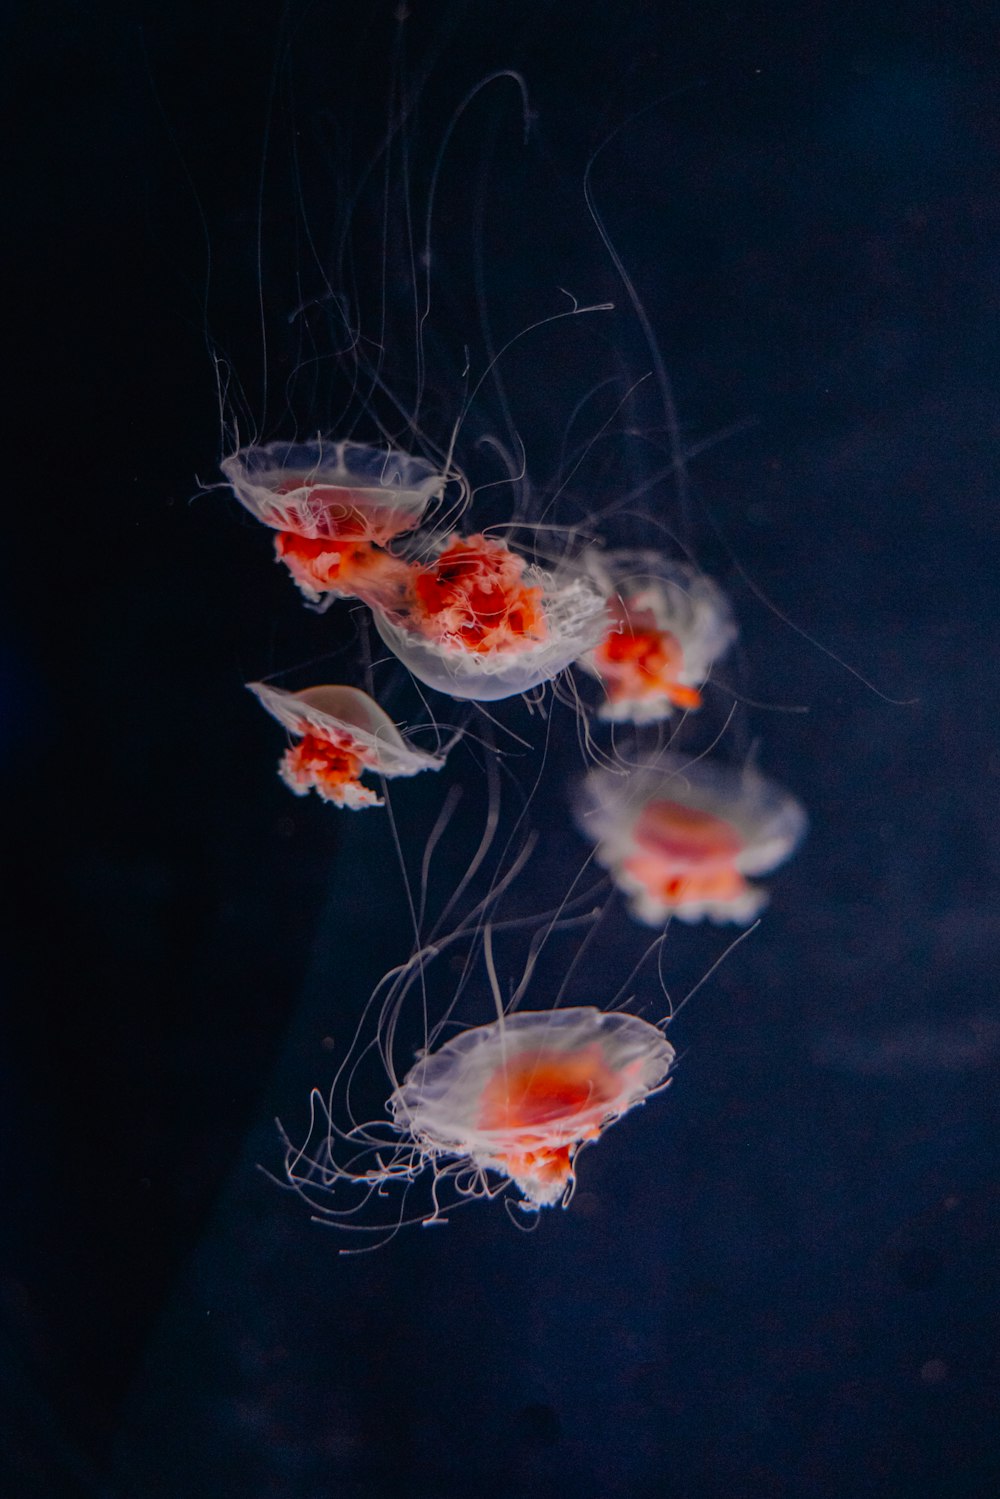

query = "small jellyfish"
220;439;446;606
369;532;609;701
248;681;444;809
577;752;806;924
580;551;736;722
389;1007;676;1209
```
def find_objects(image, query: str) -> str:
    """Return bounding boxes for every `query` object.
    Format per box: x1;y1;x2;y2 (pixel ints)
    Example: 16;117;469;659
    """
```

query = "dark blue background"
3;2;998;1495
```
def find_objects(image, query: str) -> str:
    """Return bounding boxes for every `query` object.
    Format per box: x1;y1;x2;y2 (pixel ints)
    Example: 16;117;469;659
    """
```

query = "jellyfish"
248;681;445;809
577;752;807;925
579;550;736;722
285;1006;675;1230
220;439;447;607
369;531;609;701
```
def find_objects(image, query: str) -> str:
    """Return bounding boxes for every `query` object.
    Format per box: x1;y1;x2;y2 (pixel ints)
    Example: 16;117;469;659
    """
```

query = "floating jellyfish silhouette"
812;1014;1000;1076
221;439;446;606
577;753;806;924
248;682;444;809
287;1007;675;1226
370;532;609;700
580;550;736;722
391;1008;675;1208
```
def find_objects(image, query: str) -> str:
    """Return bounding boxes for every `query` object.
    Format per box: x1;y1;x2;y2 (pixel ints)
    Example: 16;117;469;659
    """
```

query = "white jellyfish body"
390;1007;676;1209
249;681;444;809
577;752;807;925
579;550;737;723
369;532;609;701
221;439;445;540
220;440;447;605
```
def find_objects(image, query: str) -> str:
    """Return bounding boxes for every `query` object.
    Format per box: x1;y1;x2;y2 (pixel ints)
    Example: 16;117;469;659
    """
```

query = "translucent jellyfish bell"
220;440;446;605
221;439;444;541
580;550;737;722
249;681;445;809
390;1008;675;1209
370;532;609;701
577;752;807;925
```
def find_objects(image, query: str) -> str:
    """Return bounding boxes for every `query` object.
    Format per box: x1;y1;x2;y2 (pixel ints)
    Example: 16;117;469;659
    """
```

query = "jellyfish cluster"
220;427;807;1239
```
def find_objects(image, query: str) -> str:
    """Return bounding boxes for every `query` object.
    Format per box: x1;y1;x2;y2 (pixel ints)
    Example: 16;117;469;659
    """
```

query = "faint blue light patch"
836;57;958;166
812;1014;1000;1075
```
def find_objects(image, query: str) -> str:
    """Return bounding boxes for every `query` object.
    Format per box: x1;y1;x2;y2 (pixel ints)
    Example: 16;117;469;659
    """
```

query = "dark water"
4;2;999;1495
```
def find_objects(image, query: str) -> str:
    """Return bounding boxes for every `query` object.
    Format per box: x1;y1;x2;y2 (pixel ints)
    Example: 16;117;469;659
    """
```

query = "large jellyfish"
369;531;609;701
220;439;447;607
392;1008;675;1208
577;752;807;925
248;681;445;809
287;1007;675;1222
579;550;737;722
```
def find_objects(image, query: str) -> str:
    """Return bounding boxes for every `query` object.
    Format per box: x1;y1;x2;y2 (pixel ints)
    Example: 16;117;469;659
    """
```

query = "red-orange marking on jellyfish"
275;531;412;603
275;529;369;583
623;852;751;908
625;798;749;907
594;602;703;711
411;535;547;652
477;1044;621;1192
280;731;370;803
633;798;744;866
